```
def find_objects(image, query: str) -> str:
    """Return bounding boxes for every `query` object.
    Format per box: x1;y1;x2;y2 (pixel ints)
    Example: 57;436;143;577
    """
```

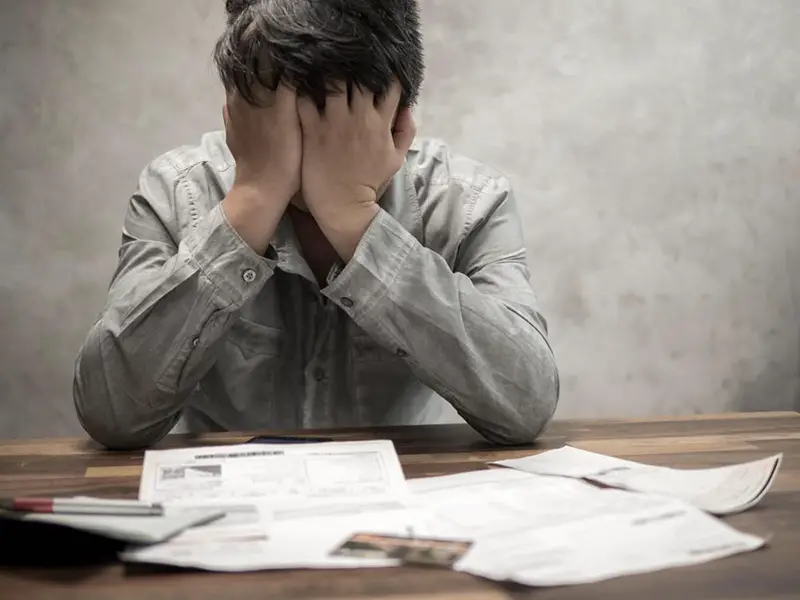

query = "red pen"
0;497;164;516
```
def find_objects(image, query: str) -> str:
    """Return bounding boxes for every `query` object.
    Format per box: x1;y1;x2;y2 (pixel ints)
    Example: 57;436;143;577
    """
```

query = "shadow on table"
0;514;126;570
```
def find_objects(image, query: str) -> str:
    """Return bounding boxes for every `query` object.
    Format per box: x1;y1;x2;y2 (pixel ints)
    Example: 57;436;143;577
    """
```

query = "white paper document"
138;439;409;507
408;469;765;586
123;440;420;571
493;446;783;515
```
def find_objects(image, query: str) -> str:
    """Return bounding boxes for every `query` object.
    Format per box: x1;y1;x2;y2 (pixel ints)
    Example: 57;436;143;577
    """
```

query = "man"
73;0;559;449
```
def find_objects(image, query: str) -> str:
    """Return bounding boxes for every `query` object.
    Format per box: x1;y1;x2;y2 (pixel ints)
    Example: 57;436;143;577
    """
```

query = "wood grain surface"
0;411;798;600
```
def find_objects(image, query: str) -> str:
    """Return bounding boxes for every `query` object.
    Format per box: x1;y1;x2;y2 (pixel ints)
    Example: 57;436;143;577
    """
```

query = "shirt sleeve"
322;175;559;445
73;157;275;449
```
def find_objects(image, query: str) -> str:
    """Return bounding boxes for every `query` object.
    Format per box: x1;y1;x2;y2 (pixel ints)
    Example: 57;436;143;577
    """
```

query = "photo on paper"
156;464;224;493
159;464;222;480
332;533;473;568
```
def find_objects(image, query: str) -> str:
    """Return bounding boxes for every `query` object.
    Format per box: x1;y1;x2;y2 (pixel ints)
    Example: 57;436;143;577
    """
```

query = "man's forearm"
322;210;559;444
370;275;559;445
75;262;228;449
74;204;276;449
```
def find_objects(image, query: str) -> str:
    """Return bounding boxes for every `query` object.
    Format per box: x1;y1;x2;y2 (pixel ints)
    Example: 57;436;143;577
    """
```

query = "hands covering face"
224;82;416;260
224;82;416;211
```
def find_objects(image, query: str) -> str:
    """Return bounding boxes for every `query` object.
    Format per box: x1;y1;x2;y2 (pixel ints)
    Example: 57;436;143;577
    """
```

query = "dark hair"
214;0;424;109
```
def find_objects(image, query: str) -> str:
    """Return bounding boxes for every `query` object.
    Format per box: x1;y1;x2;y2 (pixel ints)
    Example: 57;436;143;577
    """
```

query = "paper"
13;498;223;545
409;468;676;538
150;502;271;543
138;440;408;508
494;446;783;514
408;469;765;586
121;501;425;571
124;440;418;571
494;445;641;478
460;499;765;587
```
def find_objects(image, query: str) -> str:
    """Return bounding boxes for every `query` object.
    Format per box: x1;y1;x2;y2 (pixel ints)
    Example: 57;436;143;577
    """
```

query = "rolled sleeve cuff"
183;203;276;307
322;208;416;319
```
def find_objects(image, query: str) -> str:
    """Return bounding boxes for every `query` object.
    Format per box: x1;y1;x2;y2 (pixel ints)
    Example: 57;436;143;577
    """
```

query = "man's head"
214;0;424;110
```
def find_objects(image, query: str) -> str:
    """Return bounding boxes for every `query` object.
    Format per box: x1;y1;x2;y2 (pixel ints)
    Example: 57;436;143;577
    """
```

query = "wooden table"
0;411;798;600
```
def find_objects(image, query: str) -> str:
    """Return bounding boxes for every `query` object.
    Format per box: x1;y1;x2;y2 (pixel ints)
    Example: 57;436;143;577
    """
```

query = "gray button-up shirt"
74;132;559;449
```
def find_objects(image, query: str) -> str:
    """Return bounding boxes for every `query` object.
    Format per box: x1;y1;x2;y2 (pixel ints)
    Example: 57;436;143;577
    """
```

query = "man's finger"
392;107;417;155
274;84;298;114
297;95;321;128
325;89;349;121
378;80;403;122
351;84;374;116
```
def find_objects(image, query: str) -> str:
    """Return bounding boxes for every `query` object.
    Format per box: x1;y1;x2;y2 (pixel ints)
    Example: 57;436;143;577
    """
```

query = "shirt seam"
415;172;490;251
462;176;492;242
403;162;425;246
174;160;233;230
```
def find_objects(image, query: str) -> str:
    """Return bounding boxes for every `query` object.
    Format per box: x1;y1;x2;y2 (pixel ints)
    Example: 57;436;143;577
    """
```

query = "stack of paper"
122;440;422;571
119;440;781;588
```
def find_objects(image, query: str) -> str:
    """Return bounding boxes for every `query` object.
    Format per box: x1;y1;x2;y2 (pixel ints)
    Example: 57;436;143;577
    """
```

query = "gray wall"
1;0;799;440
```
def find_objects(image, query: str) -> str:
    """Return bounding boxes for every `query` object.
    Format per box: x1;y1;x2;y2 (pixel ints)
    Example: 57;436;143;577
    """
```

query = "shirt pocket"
209;317;286;417
225;317;284;358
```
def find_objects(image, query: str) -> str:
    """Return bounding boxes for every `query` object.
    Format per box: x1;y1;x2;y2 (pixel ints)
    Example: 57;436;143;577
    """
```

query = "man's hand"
221;85;302;255
298;82;417;261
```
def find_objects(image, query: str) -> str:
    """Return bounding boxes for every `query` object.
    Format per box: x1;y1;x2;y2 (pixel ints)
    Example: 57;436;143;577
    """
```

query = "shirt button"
242;268;257;283
313;367;326;381
396;348;409;358
341;297;354;308
192;337;200;348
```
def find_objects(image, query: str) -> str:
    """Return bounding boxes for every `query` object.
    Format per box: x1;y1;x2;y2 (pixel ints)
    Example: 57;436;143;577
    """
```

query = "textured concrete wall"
1;0;799;439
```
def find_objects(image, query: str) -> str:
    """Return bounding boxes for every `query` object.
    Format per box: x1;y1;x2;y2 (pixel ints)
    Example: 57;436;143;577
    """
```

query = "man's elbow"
521;356;559;442
73;353;173;451
488;351;560;446
74;386;165;451
76;410;152;451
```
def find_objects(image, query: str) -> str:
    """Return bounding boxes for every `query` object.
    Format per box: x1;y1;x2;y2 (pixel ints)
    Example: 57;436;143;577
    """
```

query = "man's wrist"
229;180;293;208
221;183;290;255
314;202;380;262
